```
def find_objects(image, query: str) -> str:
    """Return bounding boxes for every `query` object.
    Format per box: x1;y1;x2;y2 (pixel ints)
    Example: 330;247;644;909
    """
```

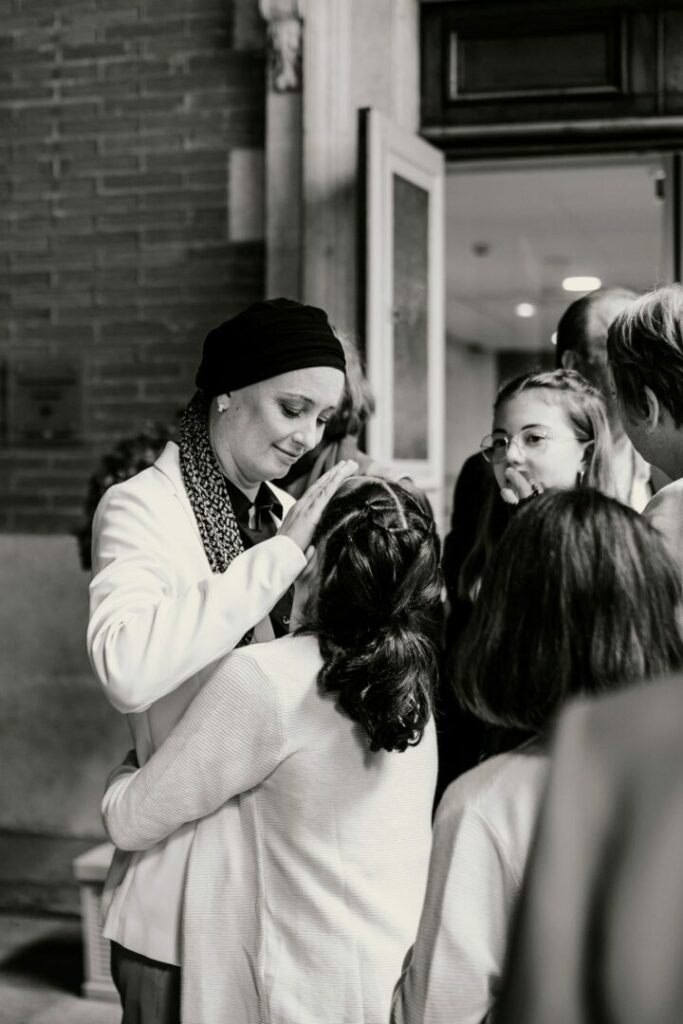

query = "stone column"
301;0;356;332
259;0;304;299
260;0;421;330
301;0;420;334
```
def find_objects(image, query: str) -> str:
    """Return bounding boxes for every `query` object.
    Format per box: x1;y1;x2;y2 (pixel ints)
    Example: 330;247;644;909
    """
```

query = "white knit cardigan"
103;633;438;1024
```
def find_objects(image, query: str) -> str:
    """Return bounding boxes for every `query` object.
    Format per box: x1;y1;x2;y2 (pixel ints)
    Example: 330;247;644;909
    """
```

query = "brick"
139;381;188;400
0;84;54;103
98;209;183;231
66;268;138;287
141;38;218;60
24;324;96;345
48;450;103;472
61;42;129;61
134;265;187;285
14;510;83;532
101;59;142;81
144;149;224;173
8;113;56;140
142;0;204;10
60;79;137;100
104;94;185;117
46;495;86;515
53;177;98;197
7;157;55;178
49;216;95;235
141;73;195;96
183;166;227;188
17;138;98;159
94;0;140;11
0;452;54;471
56;115;136;137
105;18;186;41
0;493;50;508
53;195;130;217
47;64;97;84
139;186;225;209
1;49;55;69
91;397;180;418
96;361;169;381
6;271;51;288
101;132;184;154
13;473;88;491
232;0;265;51
59;154;139;174
3;237;50;254
139;228;187;246
100;171;183;191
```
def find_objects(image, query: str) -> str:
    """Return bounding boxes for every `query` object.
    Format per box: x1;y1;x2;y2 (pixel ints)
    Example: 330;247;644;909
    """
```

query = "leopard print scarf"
179;391;252;645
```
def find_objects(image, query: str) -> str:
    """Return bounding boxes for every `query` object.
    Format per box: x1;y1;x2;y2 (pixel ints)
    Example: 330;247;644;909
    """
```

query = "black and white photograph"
2;2;683;1022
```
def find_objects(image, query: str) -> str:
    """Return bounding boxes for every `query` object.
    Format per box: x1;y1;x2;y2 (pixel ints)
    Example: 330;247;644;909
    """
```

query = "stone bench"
72;842;118;1003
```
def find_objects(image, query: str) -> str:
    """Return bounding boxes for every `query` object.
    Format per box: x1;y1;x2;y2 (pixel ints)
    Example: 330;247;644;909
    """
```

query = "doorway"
444;153;672;508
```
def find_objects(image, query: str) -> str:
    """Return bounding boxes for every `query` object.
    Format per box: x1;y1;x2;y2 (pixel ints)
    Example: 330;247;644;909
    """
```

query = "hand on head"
278;459;359;555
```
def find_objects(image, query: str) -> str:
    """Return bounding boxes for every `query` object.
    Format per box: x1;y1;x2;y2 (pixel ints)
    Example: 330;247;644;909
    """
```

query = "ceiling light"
515;302;536;318
562;276;602;293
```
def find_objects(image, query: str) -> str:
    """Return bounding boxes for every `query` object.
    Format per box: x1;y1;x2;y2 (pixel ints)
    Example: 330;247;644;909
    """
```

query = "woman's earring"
216;396;230;413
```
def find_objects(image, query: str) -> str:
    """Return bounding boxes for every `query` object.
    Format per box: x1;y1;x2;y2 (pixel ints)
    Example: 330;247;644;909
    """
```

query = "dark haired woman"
392;489;683;1024
103;477;442;1024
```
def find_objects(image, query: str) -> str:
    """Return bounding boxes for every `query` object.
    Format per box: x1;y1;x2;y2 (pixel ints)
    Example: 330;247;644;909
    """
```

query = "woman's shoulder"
436;744;549;834
232;634;322;689
204;636;322;726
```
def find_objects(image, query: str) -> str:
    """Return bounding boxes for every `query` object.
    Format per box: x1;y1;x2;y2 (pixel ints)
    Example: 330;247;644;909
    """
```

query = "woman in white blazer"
87;298;354;1023
102;477;442;1024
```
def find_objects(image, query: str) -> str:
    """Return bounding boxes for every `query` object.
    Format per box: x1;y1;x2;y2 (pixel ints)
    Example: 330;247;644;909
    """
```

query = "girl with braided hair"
102;477;442;1024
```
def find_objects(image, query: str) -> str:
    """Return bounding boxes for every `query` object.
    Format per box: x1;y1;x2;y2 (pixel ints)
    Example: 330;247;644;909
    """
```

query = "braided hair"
299;478;442;753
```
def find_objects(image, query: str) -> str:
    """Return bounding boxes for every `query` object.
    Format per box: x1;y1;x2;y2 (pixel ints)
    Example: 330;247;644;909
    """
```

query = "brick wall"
0;0;266;532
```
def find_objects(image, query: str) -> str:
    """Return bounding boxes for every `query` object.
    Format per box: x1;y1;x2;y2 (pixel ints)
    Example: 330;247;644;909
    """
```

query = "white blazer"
87;441;304;964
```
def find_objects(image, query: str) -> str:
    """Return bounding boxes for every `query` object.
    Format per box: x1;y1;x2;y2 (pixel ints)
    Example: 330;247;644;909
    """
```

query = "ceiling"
445;156;668;351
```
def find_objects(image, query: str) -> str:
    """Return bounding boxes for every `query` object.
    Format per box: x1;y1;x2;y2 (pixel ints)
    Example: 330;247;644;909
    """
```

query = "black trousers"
110;942;181;1024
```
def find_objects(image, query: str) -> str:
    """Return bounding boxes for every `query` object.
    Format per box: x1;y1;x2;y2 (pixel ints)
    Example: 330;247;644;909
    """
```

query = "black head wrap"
195;297;346;396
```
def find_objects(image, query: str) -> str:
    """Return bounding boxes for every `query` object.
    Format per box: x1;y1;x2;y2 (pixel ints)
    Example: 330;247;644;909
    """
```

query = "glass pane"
392;174;429;460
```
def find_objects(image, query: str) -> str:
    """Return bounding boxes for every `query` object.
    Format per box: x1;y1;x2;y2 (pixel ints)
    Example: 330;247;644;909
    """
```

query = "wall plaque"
6;356;83;444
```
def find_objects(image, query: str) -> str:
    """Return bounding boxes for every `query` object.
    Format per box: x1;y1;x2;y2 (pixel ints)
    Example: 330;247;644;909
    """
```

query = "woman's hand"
279;459;358;553
499;468;543;506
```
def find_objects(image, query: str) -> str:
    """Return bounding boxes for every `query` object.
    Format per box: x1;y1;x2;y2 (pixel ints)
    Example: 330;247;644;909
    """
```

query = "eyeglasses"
480;429;582;464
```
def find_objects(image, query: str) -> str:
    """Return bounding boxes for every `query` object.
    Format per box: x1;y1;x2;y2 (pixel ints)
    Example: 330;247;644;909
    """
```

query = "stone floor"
0;913;120;1024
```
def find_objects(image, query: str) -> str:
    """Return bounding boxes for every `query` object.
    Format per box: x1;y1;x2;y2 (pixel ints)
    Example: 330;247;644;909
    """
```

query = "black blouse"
225;479;294;638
